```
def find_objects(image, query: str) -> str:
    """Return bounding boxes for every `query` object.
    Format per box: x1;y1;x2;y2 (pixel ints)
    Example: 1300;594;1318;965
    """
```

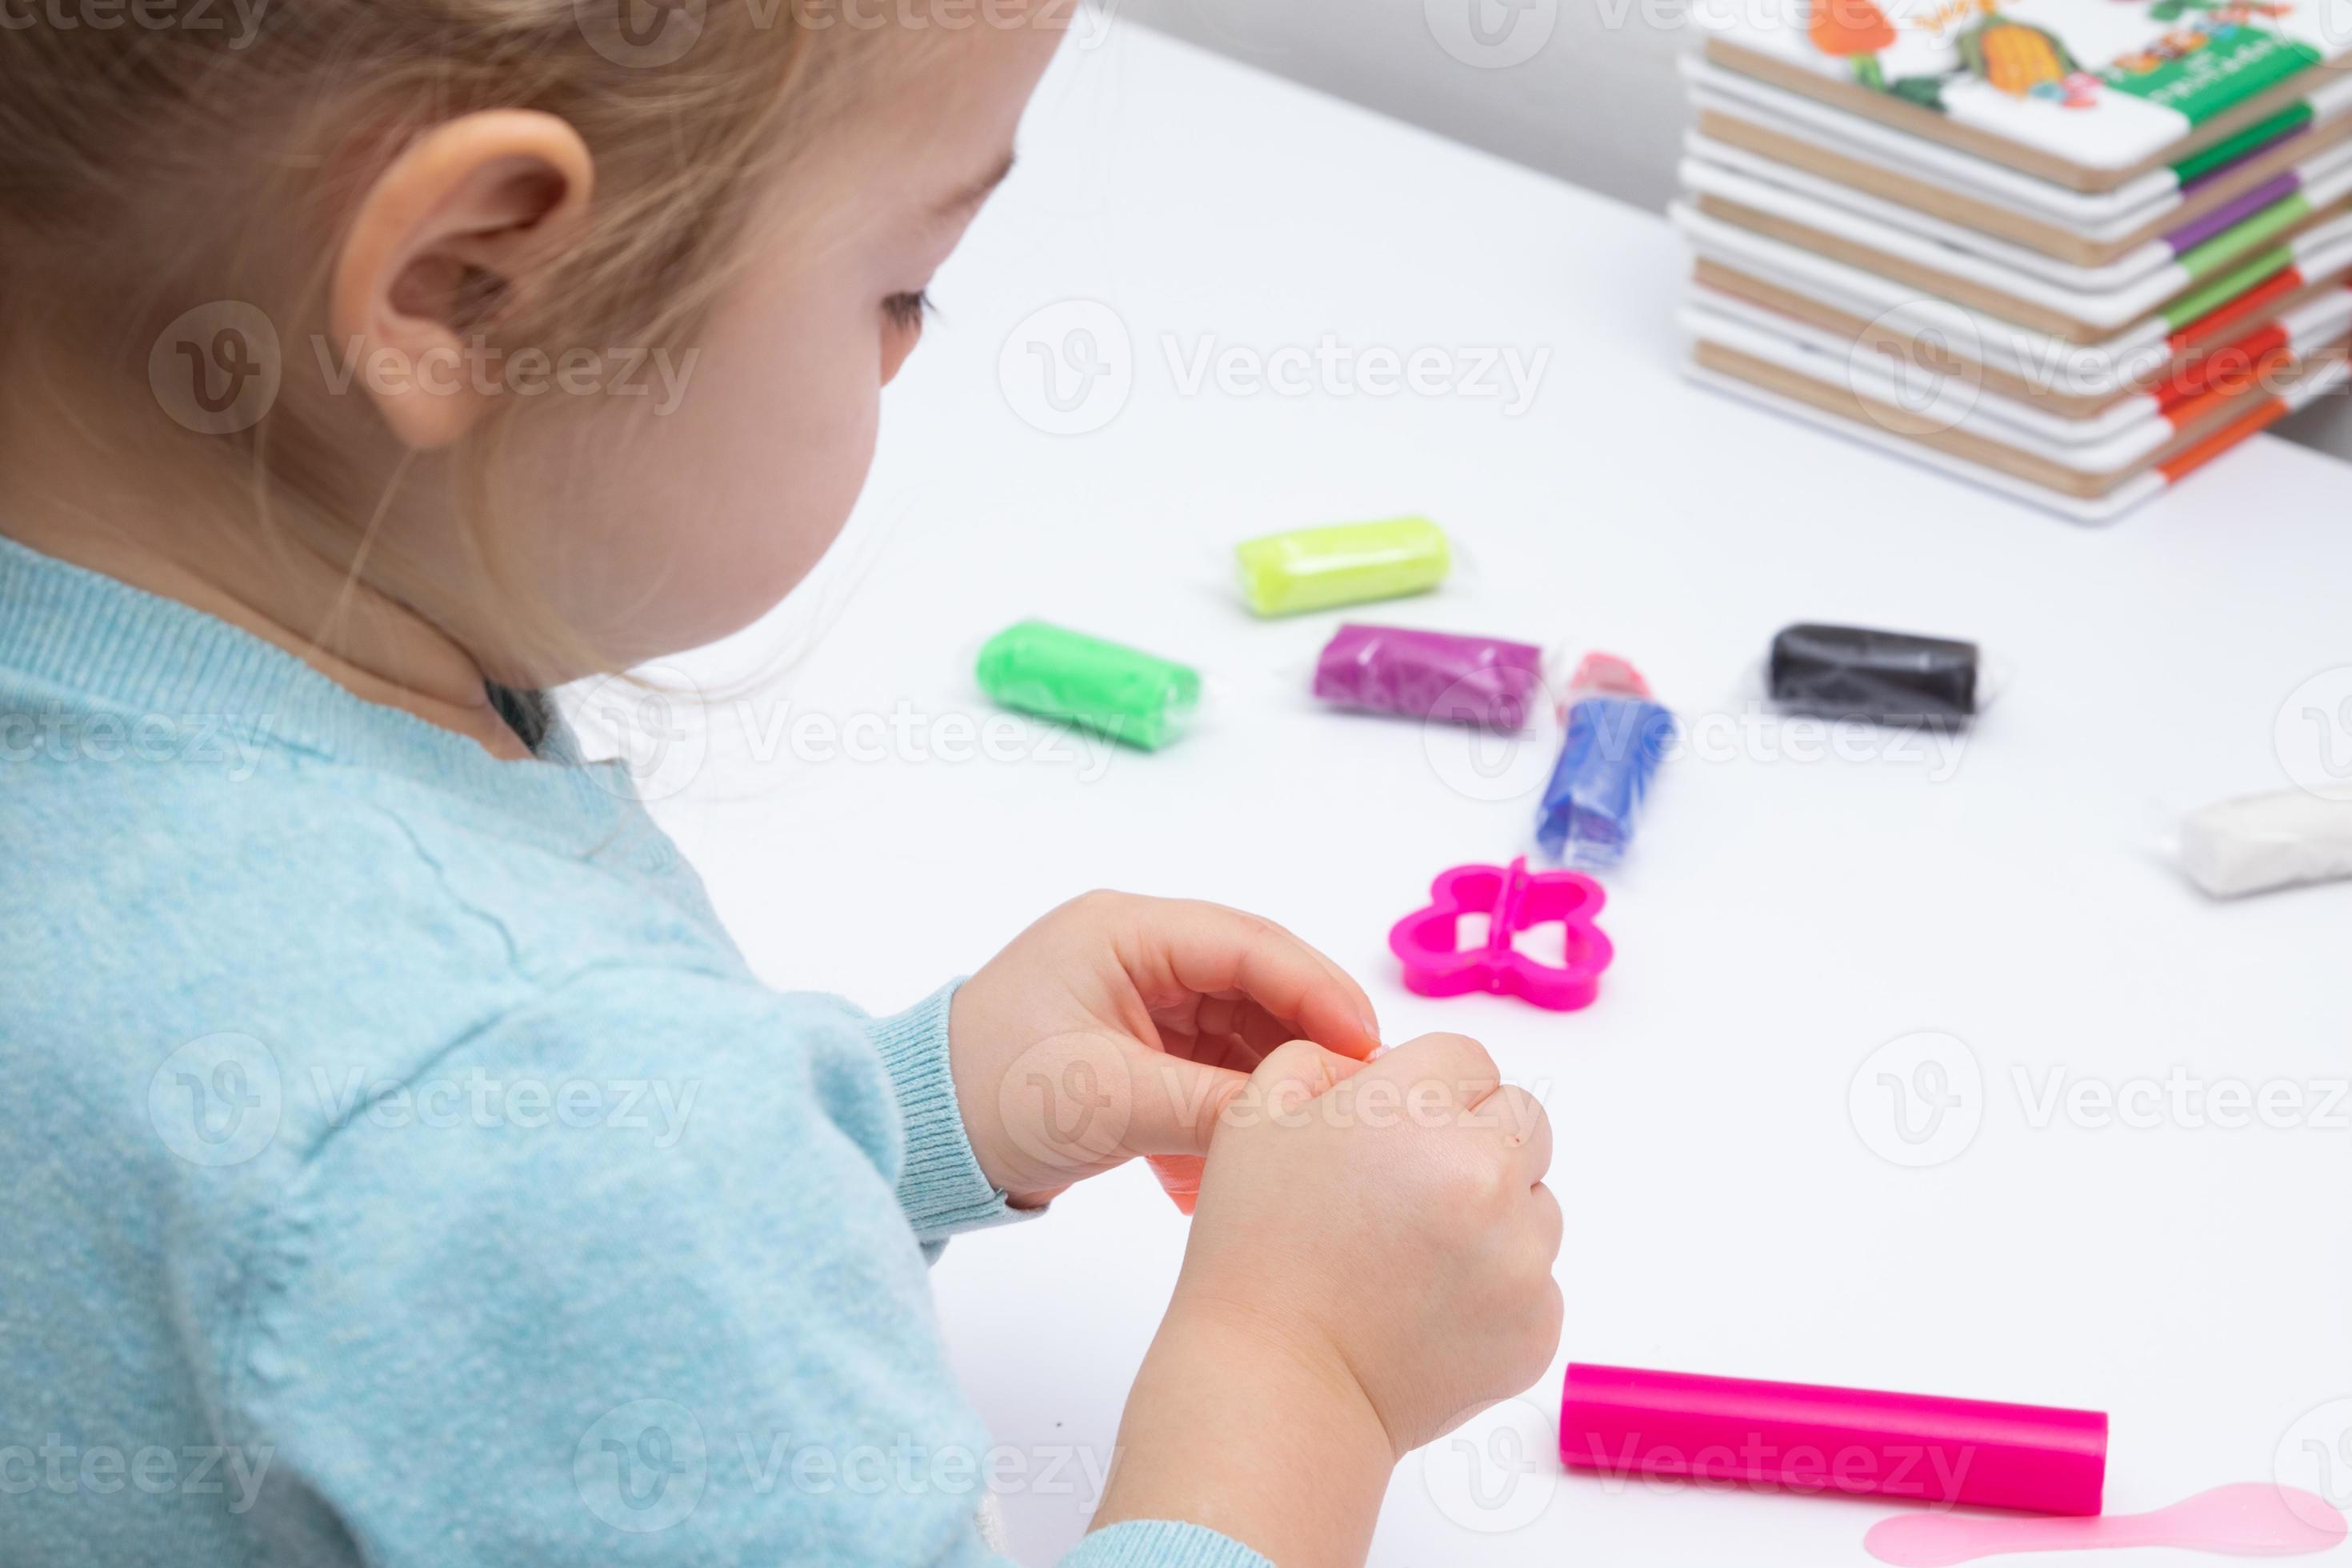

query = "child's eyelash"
884;290;933;330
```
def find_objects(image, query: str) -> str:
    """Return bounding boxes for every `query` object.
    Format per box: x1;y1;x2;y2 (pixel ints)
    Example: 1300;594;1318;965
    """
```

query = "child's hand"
949;890;1382;1208
1178;1032;1561;1451
1090;1033;1562;1567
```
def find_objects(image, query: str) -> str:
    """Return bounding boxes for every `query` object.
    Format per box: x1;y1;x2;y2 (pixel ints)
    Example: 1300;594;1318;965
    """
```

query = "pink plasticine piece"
1388;857;1613;1011
1567;650;1652;699
1559;1362;2108;1517
1143;1154;1202;1215
1863;1482;2348;1566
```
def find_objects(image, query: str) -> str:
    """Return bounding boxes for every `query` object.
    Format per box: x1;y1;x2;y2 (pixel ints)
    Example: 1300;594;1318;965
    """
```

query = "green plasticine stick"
975;620;1200;750
1233;515;1450;617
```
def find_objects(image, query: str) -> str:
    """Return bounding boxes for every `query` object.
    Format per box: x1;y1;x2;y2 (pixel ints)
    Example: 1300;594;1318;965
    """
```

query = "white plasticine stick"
2179;789;2352;898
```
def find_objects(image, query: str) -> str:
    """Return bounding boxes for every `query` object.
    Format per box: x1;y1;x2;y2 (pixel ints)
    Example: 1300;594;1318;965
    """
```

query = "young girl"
0;4;1562;1565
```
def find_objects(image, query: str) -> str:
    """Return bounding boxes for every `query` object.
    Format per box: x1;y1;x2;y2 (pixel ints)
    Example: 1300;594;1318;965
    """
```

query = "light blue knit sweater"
0;538;1266;1568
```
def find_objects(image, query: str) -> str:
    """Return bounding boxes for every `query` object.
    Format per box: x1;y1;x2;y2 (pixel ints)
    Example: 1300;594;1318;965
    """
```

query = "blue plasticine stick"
1536;694;1676;870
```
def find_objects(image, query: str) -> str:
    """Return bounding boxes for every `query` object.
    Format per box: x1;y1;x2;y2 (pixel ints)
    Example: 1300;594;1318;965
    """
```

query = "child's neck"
0;411;531;761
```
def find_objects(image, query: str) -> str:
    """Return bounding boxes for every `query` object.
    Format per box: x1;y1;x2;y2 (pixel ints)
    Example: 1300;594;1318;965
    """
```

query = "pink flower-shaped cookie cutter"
1388;856;1614;1011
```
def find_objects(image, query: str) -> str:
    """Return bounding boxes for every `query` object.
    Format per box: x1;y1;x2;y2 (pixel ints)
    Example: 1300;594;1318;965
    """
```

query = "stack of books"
1674;0;2352;521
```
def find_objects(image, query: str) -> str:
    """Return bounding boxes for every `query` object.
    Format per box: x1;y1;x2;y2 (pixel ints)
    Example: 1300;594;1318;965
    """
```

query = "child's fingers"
1232;1036;1371;1120
1122;1035;1367;1156
1168;1025;1266;1075
1363;1031;1502;1109
1162;993;1314;1066
1118;1046;1250;1157
1231;1002;1309;1062
1118;896;1381;1059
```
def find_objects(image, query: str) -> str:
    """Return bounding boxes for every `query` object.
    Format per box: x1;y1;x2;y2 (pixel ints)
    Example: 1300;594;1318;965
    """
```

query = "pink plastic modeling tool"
1388;856;1613;1011
1560;1363;2108;1516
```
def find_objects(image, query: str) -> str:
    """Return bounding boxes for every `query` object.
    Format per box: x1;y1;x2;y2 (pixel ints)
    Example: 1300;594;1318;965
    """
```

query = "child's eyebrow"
935;151;1016;219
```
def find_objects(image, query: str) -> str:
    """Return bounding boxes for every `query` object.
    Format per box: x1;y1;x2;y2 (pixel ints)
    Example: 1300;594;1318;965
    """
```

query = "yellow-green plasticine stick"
1233;515;1450;617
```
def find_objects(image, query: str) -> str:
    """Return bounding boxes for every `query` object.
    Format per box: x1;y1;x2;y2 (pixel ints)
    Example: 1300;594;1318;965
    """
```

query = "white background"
642;24;2352;1566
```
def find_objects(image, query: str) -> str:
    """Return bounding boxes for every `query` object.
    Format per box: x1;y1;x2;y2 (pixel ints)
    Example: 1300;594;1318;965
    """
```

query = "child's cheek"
529;290;882;662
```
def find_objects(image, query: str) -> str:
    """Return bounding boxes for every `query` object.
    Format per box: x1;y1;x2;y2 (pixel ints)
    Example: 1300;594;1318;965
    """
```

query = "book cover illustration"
1712;0;2347;167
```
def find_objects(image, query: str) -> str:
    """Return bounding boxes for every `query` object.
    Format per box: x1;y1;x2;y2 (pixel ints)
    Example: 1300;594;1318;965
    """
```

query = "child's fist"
1172;1031;1563;1458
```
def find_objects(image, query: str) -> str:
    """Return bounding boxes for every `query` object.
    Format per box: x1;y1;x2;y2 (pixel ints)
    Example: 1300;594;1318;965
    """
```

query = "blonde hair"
0;0;914;678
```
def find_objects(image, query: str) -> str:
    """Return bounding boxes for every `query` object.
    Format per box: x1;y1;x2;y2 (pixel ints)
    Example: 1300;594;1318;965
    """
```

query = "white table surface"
641;22;2352;1567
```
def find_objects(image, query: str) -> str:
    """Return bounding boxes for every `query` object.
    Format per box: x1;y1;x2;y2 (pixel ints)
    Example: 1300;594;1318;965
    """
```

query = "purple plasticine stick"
1312;623;1544;730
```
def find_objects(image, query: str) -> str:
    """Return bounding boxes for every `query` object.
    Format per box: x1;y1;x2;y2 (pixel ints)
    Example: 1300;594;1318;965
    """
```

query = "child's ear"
330;110;595;451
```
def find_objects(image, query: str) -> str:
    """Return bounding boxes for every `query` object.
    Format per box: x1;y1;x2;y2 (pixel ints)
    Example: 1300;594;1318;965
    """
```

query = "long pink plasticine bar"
1560;1363;2108;1516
